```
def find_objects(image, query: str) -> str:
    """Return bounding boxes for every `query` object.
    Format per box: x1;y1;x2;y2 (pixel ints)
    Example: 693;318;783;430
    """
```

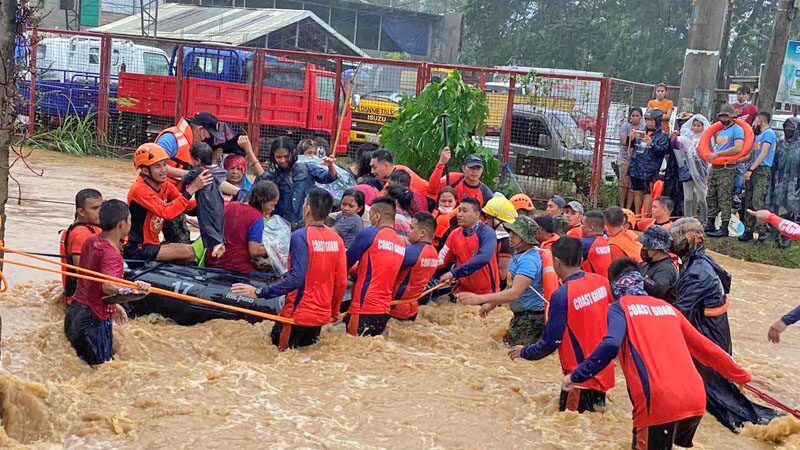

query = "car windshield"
547;111;587;149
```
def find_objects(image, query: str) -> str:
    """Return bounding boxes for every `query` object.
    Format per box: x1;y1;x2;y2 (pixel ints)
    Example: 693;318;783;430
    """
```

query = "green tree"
379;70;499;187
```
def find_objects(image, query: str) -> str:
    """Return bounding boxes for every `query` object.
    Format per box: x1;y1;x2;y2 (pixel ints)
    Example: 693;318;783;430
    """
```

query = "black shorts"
559;388;606;413
270;323;321;350
629;177;651;194
64;302;114;365
631;416;702;450
345;313;390;336
123;243;161;261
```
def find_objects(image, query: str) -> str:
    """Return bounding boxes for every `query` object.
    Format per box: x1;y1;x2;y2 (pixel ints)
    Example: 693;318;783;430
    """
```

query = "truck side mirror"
538;134;552;148
352;94;361;108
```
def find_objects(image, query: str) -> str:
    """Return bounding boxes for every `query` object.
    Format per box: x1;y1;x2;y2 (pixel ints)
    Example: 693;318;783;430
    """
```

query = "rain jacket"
628;127;669;181
675;114;711;192
259;162;338;228
676;246;780;431
767;117;800;218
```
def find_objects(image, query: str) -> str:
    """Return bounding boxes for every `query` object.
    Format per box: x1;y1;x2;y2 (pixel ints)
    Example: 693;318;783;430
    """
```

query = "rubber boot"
707;221;729;238
738;231;753;242
704;218;716;233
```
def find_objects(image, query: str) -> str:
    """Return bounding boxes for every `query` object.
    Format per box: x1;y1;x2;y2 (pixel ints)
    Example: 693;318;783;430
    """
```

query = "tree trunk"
0;0;19;282
757;0;794;113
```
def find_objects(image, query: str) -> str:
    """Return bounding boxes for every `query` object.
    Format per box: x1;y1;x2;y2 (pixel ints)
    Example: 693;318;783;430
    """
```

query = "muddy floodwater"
0;150;799;449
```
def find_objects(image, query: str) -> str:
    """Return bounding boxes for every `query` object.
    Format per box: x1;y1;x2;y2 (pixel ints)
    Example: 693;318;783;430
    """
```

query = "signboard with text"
776;40;800;105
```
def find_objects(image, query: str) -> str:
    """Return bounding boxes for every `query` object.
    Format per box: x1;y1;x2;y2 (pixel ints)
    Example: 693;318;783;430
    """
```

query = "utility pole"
757;0;796;112
716;0;734;90
678;0;727;117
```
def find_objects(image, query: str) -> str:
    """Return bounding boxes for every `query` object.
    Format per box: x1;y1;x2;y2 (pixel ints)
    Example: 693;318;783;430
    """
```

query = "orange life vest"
59;223;99;300
156;118;194;176
537;247;559;322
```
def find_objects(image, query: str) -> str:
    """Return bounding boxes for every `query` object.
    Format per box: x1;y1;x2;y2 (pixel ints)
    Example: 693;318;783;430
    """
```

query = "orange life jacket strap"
704;297;730;317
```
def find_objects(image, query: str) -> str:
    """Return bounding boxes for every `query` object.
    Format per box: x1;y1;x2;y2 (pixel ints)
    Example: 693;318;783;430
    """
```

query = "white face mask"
439;206;455;214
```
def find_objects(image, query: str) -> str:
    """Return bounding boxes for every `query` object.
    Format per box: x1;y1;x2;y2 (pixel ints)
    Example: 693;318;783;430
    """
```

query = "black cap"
189;112;223;140
464;154;484;168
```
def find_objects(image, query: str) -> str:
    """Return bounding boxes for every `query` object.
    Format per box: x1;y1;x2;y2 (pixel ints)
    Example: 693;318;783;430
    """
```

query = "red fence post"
501;75;516;164
96;34;112;145
248;49;265;153
590;77;612;205
27;29;38;137
174;45;184;124
331;57;343;150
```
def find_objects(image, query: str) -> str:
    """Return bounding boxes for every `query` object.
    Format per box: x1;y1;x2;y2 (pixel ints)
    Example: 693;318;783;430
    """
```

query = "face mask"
640;248;652;264
671;241;691;259
439;206;454;214
753;126;762;136
719;119;731;127
785;128;796;140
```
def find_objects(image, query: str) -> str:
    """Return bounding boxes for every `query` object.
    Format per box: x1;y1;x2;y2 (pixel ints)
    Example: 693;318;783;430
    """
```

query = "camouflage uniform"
744;166;771;234
553;214;570;236
162;213;191;244
506;312;546;346
706;166;735;223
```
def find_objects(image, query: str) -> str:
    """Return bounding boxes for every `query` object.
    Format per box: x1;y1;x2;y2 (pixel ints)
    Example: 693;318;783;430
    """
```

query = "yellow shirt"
647;98;673;133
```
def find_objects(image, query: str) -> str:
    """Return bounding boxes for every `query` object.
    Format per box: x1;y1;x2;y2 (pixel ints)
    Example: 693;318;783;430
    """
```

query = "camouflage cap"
637;224;672;252
504;215;540;245
718;104;739;118
552;214;570;236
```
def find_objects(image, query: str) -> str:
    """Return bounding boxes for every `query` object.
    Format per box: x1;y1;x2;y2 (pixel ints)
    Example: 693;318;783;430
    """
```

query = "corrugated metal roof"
92;4;366;56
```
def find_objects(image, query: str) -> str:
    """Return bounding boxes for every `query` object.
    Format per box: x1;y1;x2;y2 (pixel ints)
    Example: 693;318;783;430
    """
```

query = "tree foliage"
379;70;499;187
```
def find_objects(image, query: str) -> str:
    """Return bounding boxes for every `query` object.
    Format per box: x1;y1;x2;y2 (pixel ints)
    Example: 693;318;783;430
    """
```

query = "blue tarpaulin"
382;17;429;56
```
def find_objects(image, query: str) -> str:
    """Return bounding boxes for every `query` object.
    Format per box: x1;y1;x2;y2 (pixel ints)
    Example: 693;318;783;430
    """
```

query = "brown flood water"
0;150;799;449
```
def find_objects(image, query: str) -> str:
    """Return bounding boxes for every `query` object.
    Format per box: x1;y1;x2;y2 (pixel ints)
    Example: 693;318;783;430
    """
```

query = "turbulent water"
0;150;799;449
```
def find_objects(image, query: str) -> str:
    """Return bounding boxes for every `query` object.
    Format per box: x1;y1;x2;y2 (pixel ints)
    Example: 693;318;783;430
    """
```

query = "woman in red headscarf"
223;154;253;200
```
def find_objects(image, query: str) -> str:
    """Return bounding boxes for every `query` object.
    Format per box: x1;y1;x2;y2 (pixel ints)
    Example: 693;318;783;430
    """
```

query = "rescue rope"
0;246;295;325
743;384;800;420
389;280;453;306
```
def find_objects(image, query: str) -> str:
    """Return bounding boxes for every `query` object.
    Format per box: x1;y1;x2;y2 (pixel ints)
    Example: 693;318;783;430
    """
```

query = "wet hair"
248;180;280;212
388;170;412;188
306;188;334;221
654;196;674;214
341;188;365;215
438;186;457;202
386;184;413;211
628;107;643;118
412;211;437;237
99;199;129;231
534;215;555;234
356;150;375;179
370;197;396;221
670;217;705;254
190;142;214;166
736;85;751;95
461;197;481;212
756;111;772;123
603;205;626;228
75;188;102;209
296;138;318;156
584;210;606;231
608;257;641;284
269;136;297;168
371;149;394;164
551;236;582;267
358;175;384;192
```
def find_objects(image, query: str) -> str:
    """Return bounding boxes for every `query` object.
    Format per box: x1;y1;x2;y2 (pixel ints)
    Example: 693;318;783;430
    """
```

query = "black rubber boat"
125;262;282;325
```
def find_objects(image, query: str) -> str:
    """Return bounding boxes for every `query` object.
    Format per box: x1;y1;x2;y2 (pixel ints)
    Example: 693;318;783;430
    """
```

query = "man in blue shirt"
457;215;545;346
740;111;776;242
706;105;745;237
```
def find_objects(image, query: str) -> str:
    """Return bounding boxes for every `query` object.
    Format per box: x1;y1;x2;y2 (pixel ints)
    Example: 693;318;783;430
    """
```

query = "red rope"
743;384;800;419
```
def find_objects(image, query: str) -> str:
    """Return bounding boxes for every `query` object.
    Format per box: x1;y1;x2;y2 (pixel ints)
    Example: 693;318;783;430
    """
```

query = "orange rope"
0;269;8;294
0;247;295;325
389;280;452;306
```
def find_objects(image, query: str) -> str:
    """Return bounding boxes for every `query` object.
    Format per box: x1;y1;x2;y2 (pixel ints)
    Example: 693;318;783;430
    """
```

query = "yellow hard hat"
482;192;518;223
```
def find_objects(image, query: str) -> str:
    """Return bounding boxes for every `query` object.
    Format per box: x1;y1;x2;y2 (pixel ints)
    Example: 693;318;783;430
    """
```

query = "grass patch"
704;236;800;268
26;113;115;157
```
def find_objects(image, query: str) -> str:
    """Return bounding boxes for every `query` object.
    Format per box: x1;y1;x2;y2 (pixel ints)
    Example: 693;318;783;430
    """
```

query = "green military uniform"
552;214;570;236
707;165;736;224
744;166;771;235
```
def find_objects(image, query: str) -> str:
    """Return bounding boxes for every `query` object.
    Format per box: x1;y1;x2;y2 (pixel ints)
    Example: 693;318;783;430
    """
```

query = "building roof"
92;4;367;56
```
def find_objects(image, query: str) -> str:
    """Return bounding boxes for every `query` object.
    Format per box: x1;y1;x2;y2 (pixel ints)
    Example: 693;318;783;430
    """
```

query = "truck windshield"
265;60;306;90
144;52;169;75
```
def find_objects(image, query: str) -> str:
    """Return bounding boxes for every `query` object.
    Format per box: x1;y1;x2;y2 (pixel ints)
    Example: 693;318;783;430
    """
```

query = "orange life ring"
538;248;559;323
697;118;754;165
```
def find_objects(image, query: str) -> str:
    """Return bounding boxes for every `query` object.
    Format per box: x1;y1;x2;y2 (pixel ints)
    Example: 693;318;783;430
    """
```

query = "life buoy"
538;248;559;323
697;118;755;165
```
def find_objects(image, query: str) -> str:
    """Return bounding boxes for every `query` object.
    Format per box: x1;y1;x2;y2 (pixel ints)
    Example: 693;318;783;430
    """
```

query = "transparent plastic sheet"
262;215;291;275
297;155;356;206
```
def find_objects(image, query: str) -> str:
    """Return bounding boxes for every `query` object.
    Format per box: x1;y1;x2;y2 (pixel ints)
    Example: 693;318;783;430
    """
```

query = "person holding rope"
59;188;103;303
508;236;614;413
125;144;212;263
563;258;753;450
669;218;780;430
345;197;406;336
458;215;546;346
231;188;347;350
390;212;440;321
65;200;151;366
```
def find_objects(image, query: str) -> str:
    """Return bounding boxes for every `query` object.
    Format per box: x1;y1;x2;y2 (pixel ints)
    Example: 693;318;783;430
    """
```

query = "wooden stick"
331;63;363;156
